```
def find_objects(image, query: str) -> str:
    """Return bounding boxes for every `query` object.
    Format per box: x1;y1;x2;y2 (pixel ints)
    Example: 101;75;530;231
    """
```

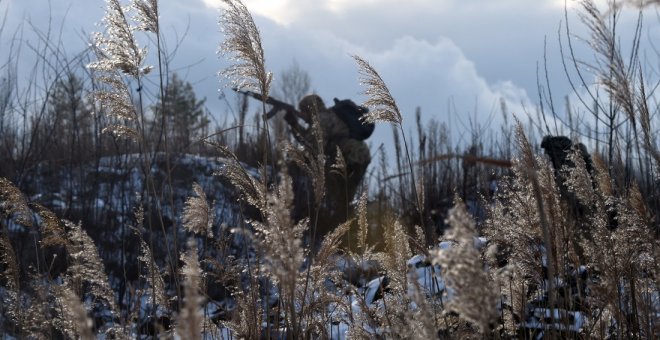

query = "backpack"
330;98;375;140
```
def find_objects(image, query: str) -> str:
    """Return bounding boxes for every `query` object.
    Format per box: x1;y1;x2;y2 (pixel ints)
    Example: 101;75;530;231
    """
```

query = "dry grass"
0;0;657;339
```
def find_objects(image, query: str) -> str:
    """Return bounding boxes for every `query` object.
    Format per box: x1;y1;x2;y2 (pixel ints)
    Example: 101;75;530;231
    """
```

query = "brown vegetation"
0;0;657;338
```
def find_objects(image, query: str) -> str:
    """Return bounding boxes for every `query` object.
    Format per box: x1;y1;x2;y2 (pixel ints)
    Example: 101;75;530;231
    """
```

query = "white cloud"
202;0;302;26
353;36;532;129
262;28;534;145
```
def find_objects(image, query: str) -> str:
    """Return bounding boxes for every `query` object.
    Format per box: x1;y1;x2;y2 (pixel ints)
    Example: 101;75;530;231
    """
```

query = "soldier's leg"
311;140;370;247
337;139;371;202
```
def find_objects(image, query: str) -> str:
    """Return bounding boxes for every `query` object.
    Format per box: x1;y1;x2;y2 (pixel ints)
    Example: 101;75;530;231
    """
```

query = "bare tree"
272;60;311;142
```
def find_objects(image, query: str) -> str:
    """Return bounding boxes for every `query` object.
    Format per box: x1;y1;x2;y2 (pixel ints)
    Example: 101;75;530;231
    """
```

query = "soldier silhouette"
294;94;372;242
540;135;607;227
232;88;373;244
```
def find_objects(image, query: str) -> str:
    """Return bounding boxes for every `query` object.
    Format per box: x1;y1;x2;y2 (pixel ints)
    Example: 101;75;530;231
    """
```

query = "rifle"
232;88;308;141
232;87;301;120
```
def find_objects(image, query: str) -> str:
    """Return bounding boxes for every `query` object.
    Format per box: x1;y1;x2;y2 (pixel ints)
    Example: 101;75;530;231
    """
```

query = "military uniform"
541;135;601;227
296;95;371;238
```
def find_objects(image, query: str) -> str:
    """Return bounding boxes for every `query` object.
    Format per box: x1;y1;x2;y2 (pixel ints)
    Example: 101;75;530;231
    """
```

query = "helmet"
298;94;326;115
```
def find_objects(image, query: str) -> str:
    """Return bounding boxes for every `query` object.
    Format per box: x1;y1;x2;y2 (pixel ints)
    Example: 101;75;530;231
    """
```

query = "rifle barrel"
232;87;299;119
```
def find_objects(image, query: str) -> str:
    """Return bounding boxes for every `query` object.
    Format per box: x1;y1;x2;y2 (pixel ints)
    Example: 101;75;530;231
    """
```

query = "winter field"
0;0;659;338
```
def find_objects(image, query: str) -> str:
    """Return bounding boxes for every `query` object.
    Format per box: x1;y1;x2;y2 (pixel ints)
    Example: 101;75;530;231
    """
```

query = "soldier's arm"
283;110;309;143
234;88;314;144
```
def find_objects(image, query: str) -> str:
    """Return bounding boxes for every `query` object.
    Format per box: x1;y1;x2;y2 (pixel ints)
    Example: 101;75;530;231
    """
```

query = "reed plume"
352;55;402;124
34;203;69;248
64;220;118;317
284;111;326;207
88;0;153;140
433;201;498;334
52;282;94;340
175;240;204;340
250;170;306;289
132;0;159;33
0;177;32;227
0;232;20;326
183;183;214;237
218;0;272;97
88;0;149;76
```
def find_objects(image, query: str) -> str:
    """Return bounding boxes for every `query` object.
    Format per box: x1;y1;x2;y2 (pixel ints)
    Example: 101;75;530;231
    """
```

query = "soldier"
298;95;370;195
541;135;602;226
296;94;372;238
541;136;594;178
232;88;373;242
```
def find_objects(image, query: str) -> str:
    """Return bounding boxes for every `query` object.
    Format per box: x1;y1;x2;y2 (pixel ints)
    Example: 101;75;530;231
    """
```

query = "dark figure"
541;136;594;178
541;136;593;214
540;135;619;231
233;89;373;244
294;95;372;242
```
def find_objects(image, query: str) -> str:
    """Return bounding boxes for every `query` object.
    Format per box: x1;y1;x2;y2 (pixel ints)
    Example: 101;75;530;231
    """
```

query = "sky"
1;0;658;154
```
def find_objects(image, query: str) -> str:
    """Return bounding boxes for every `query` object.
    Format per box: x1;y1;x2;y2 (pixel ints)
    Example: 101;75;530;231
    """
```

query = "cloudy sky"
1;0;658;151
